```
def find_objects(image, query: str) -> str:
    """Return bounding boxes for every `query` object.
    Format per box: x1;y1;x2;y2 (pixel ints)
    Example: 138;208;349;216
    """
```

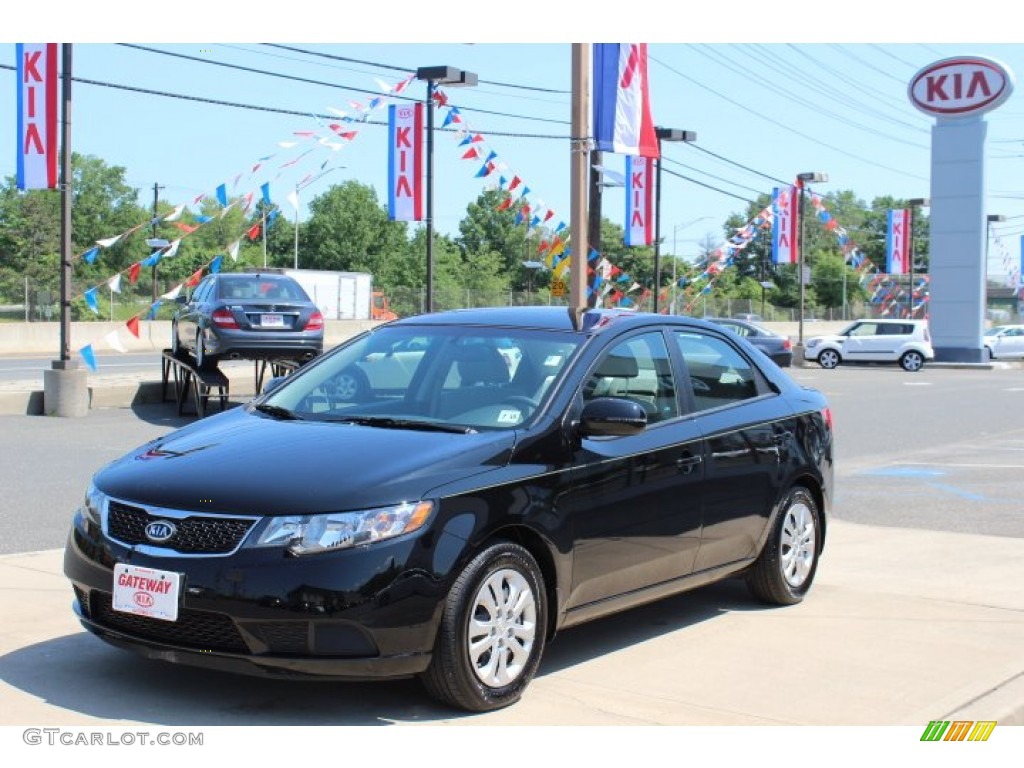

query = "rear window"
217;277;309;302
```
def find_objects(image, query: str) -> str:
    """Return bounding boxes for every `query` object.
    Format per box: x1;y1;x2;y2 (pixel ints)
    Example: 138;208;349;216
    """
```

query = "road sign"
551;279;566;297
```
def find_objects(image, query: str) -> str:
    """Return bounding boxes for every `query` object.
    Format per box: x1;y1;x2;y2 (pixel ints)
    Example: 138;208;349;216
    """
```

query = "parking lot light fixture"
653;127;697;314
415;66;478;313
796;172;827;345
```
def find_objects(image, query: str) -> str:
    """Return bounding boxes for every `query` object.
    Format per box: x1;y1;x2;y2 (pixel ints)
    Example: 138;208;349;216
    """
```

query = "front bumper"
63;511;450;680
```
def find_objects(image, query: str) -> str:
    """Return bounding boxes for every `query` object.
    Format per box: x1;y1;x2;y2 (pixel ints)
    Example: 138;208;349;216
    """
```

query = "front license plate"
112;564;181;622
260;313;284;328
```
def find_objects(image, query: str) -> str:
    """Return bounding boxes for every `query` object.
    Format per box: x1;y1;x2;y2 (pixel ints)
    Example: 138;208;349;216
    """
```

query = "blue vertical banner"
886;209;910;274
592;43;659;158
387;103;423;221
16;43;59;190
624;156;654;246
772;186;797;264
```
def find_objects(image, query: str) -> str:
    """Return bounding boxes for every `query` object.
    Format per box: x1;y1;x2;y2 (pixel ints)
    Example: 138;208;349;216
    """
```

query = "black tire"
171;322;180;356
818;349;840;369
420;541;547;712
748;487;821;606
333;367;369;401
195;329;207;369
899;350;924;372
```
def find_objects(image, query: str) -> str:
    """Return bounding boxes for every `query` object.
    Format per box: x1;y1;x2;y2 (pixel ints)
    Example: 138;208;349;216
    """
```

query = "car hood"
94;408;516;515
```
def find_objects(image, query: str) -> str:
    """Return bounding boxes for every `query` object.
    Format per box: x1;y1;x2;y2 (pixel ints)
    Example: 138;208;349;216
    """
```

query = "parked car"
804;318;934;371
172;272;324;368
707;317;793;367
983;324;1024;360
65;307;834;712
732;313;764;322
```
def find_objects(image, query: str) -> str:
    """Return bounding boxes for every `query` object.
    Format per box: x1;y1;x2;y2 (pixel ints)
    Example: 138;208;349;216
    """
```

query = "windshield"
262;324;581;430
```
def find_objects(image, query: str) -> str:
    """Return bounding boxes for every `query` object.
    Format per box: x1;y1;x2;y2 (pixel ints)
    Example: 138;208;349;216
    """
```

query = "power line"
660;166;761;205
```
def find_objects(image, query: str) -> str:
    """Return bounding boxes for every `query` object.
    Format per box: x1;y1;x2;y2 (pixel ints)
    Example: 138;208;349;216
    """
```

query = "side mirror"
174;294;188;305
577;397;647;438
262;376;288;394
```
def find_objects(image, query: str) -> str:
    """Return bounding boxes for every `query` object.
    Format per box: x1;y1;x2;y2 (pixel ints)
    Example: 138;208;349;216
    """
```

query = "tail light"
782;338;792;351
211;308;239;329
821;407;833;432
305;310;324;331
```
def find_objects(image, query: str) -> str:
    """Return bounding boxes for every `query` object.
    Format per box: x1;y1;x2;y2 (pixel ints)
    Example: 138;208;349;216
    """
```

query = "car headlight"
81;483;107;527
251;501;434;556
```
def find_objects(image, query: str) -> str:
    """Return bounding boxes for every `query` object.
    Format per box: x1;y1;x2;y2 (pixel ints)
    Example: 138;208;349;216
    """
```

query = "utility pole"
569;43;590;325
151;182;164;303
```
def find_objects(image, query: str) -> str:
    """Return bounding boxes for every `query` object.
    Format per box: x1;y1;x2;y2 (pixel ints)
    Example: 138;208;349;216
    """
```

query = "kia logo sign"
145;520;177;544
909;56;1014;118
133;592;155;608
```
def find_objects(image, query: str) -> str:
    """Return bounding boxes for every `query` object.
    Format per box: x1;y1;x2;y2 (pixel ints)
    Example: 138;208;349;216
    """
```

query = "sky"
3;7;1024;284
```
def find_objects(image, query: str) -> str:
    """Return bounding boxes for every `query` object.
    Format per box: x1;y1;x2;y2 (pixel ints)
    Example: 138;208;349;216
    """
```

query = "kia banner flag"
886;209;910;274
16;43;59;190
625;156;654;246
772;187;798;265
593;44;659;158
388;103;423;221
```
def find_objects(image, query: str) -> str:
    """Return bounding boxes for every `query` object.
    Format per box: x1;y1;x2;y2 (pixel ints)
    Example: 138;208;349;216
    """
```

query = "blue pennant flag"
83;288;100;315
210;255;223;274
79;344;97;372
194;215;213;224
141;252;162;268
216;184;228;208
441;108;459;128
267;209;280;227
588;248;600;263
261;182;271;205
147;301;163;320
82;247;100;264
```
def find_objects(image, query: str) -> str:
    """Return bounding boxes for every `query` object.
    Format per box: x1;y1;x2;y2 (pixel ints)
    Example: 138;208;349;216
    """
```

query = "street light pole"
907;198;930;318
652;127;696;314
796;172;827;346
415;66;477;313
670;216;712;314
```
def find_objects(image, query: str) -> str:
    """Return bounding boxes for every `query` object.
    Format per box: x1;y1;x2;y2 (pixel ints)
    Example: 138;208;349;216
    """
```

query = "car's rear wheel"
748;487;821;605
195;329;208;369
421;541;547;712
899;350;924;372
333;367;369;401
818;349;840;369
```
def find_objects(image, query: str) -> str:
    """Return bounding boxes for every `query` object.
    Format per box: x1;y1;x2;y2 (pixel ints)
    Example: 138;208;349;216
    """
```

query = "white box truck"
279;269;374;320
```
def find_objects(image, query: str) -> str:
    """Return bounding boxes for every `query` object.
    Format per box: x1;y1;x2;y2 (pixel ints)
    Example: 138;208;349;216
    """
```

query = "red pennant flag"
186;269;204;288
433;90;449;107
192;193;205;205
173;222;198;234
126;316;140;338
508;176;522;190
462;148;479;160
247;223;261;240
543;210;555;223
470;134;484;143
129;263;141;284
537;240;550;254
496;196;514;212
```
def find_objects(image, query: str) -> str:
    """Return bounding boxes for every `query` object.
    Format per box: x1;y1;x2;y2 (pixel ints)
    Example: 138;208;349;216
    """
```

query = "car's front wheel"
818;349;840;369
421;541;547;712
899;350;924;372
195;329;208;369
748;487;821;605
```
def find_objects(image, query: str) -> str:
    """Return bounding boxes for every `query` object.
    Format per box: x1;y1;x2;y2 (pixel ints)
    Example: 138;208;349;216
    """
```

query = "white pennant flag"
107;273;122;293
163;204;185;222
103;330;127;353
287;190;300;212
227;240;240;261
96;235;122;249
161;284;182;301
165;239;181;258
277;141;298;149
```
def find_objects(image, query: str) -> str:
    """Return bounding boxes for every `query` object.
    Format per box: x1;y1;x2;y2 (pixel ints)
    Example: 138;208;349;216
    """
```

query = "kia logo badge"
908;56;1015;118
145;520;177;543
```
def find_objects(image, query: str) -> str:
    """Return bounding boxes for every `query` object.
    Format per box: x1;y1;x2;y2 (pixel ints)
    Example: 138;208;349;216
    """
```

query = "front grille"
251;622;310;654
73;585;91;618
107;501;256;554
92;592;249;654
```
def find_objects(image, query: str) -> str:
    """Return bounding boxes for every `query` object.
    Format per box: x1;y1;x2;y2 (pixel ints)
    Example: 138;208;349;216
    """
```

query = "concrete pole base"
43;361;90;417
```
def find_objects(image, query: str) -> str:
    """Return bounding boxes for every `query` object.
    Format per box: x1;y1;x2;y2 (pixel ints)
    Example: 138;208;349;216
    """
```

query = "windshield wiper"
325;415;476;434
253;403;303;421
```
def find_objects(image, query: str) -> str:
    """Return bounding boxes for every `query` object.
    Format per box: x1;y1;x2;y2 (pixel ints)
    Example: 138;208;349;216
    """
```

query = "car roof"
388;306;731;337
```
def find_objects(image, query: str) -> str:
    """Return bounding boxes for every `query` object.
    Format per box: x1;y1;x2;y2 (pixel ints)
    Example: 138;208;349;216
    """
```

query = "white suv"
804;319;934;372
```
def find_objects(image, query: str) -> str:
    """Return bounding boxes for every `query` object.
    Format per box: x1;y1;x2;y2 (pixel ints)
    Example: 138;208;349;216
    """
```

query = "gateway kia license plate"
112;564;181;622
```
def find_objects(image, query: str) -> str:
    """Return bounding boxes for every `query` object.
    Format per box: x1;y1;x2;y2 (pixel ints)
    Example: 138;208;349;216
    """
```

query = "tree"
457;189;532;282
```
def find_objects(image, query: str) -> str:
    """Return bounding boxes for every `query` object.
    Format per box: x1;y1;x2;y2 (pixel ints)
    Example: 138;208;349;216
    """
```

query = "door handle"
675;454;703;474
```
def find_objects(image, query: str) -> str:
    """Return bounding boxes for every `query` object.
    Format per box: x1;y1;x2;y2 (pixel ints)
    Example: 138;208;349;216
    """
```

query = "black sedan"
172;272;324;367
707;317;793;367
65;307;833;712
